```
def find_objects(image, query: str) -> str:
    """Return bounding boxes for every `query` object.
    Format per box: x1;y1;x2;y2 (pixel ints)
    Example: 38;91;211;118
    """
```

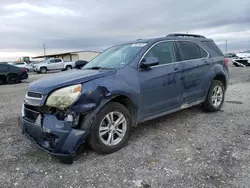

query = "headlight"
46;84;82;109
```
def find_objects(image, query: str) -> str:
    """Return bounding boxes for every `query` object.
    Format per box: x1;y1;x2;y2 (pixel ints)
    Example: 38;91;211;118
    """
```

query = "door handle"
173;68;179;73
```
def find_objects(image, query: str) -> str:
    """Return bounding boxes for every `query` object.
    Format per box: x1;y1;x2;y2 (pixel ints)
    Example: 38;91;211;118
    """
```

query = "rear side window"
202;41;223;57
176;41;208;61
55;59;62;63
144;41;177;65
0;64;9;72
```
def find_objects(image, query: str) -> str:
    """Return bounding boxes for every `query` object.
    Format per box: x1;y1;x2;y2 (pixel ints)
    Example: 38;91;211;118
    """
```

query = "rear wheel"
6;74;19;84
40;67;47;74
66;65;72;70
202;80;225;112
88;102;132;154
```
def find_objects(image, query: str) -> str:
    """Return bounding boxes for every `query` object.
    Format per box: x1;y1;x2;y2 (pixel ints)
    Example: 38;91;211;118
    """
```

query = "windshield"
83;43;147;69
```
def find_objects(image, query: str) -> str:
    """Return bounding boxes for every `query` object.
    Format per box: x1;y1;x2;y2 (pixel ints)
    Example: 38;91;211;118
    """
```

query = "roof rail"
166;33;206;38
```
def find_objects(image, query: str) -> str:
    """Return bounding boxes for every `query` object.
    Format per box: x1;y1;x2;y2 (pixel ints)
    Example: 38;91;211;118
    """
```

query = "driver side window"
144;42;176;65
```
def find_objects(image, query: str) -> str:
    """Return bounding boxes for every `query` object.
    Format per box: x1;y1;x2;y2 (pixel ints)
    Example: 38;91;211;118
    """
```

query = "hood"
29;69;116;94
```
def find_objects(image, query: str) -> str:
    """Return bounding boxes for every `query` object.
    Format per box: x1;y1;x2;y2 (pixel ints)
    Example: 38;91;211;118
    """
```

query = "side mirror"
140;57;159;68
75;60;88;69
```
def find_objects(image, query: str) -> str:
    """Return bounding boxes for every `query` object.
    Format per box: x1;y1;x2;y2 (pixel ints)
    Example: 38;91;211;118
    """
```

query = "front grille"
24;108;40;123
27;91;42;99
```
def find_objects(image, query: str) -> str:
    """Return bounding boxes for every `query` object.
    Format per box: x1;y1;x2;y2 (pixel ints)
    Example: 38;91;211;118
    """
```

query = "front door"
138;41;183;118
175;41;209;103
46;59;57;70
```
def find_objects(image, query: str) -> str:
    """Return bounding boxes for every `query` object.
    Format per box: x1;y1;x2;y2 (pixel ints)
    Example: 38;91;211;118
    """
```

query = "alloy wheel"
211;85;223;107
99;111;127;146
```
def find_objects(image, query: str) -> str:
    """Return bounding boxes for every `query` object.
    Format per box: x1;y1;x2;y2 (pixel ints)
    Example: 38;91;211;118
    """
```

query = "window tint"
176;41;208;61
55;59;62;63
0;64;8;71
49;59;56;63
144;42;176;65
202;41;223;57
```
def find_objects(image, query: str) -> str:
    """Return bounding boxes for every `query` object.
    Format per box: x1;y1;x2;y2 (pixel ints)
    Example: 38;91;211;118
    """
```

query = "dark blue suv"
19;33;229;163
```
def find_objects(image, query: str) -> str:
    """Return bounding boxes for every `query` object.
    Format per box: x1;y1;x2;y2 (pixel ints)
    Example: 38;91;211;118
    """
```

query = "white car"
236;50;250;58
8;62;27;69
232;57;250;67
33;58;76;74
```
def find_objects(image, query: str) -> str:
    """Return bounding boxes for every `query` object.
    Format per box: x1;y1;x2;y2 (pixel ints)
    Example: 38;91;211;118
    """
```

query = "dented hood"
29;69;116;94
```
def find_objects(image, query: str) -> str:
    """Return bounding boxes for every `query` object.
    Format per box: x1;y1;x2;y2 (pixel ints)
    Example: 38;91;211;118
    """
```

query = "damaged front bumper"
19;104;89;158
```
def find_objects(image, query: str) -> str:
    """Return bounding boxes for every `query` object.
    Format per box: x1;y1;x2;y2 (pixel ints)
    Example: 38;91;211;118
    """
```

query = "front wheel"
88;102;132;154
202;80;225;112
40;67;47;74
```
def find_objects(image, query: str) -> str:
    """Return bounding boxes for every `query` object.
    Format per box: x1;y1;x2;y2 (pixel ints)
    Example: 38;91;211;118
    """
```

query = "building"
33;50;101;61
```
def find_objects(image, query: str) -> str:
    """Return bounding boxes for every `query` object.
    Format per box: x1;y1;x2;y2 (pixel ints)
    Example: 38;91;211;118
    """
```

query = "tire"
40;67;47;74
6;74;19;84
202;80;225;112
88;102;132;154
66;65;72;70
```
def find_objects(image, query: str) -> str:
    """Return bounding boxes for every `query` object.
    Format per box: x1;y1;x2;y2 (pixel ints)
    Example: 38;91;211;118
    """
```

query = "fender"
69;76;139;131
203;63;228;98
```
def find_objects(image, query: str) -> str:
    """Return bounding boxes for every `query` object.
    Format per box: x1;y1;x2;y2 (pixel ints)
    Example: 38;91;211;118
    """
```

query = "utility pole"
225;40;227;54
43;43;46;56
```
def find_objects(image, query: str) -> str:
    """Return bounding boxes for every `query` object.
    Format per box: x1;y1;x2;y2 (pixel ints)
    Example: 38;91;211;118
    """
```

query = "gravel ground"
0;67;250;188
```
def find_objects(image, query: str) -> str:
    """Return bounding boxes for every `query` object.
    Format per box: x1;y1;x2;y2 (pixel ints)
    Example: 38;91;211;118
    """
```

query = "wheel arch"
213;74;227;89
109;95;137;127
6;73;20;84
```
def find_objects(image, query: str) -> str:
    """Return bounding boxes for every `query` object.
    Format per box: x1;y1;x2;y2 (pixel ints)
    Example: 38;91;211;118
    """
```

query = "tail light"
21;68;27;72
225;58;229;68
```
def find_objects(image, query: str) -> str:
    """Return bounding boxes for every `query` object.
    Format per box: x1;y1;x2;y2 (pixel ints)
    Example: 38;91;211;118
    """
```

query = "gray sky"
0;0;249;61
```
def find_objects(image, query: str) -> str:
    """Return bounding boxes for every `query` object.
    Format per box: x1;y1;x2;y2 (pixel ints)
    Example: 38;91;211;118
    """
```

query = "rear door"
175;41;209;103
139;41;183;117
0;64;9;82
54;58;64;69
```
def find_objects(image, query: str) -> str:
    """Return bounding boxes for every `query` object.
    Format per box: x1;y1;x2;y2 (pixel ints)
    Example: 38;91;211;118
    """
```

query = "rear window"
55;59;62;63
202;41;223;57
176;41;208;61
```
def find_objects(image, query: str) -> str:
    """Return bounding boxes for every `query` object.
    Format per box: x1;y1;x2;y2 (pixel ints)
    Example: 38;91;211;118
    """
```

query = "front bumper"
19;106;88;157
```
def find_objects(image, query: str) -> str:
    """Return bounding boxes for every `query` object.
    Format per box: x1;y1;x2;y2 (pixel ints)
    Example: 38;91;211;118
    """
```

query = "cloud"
0;0;249;60
4;2;80;16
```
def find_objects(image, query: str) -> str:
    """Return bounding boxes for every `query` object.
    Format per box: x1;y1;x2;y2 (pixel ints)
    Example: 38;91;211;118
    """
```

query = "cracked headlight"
46;84;82;109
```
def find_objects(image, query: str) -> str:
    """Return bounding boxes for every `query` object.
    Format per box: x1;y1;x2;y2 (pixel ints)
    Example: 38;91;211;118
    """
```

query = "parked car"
25;63;35;72
225;53;236;58
74;60;89;69
8;61;29;70
236;50;250;58
0;63;28;84
19;33;229;163
232;57;250;67
32;58;76;74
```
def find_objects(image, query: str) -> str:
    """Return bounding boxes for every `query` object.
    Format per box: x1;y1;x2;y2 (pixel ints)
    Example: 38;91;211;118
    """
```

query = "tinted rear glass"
202;41;223;57
176;41;208;61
